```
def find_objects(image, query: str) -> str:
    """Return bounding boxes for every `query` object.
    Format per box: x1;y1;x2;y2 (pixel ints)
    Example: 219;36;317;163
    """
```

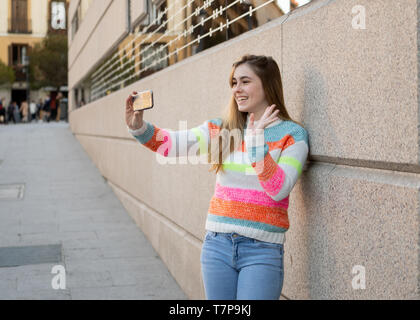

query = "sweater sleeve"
245;124;309;201
128;118;221;158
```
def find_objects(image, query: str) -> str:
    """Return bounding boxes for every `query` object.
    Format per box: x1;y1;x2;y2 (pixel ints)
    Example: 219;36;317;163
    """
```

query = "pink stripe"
156;129;172;157
260;166;286;196
215;183;289;208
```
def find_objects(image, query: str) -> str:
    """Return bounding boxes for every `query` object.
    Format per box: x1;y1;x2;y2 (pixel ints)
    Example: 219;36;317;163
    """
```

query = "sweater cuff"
245;131;268;163
127;121;147;136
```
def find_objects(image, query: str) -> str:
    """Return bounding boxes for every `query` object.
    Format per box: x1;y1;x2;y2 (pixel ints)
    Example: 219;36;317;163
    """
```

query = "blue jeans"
200;231;284;300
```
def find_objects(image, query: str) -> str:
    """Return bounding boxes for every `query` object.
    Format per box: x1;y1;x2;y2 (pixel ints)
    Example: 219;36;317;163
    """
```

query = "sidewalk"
0;121;187;299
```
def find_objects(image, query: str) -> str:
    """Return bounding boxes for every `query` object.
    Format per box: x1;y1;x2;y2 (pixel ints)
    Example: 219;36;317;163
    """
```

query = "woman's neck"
248;110;265;122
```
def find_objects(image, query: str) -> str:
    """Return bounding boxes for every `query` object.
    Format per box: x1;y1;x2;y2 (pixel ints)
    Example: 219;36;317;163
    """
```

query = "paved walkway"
0;121;187;299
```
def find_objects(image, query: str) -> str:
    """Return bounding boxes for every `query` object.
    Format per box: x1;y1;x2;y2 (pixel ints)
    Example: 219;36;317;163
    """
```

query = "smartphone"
132;90;154;112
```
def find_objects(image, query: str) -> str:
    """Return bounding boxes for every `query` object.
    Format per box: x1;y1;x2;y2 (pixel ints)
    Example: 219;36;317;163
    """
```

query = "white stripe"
205;220;286;244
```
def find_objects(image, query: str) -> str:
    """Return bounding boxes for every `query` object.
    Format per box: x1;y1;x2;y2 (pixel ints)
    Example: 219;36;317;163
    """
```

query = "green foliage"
29;34;68;90
0;59;15;87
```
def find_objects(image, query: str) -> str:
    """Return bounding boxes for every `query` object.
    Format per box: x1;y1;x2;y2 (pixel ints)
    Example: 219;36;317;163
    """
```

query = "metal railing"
8;18;32;34
12;65;27;82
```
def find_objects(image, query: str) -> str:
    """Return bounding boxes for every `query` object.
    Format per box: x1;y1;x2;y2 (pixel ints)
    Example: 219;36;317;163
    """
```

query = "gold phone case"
132;90;154;111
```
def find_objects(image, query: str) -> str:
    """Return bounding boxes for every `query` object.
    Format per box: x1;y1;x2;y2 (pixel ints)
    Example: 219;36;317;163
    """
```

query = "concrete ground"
0;121;187;300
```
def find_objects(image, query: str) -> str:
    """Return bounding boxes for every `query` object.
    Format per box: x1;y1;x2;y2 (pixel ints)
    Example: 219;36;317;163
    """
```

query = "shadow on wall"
301;65;343;157
300;65;343;299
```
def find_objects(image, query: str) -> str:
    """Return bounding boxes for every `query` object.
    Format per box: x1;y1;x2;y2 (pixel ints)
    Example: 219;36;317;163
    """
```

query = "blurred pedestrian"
7;102;16;124
20;100;29;123
0;97;5;124
42;96;51;122
56;92;63;121
50;97;57;122
13;102;21;123
36;98;43;120
29;100;37;122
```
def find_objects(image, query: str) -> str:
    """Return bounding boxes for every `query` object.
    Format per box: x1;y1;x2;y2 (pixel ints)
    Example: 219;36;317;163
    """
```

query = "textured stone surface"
284;162;419;299
283;0;418;164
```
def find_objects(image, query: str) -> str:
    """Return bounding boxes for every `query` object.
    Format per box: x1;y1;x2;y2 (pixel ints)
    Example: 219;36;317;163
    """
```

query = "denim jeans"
200;231;284;300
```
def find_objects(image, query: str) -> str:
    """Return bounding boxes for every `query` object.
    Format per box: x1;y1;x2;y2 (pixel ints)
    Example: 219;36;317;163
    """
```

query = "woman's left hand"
247;104;280;134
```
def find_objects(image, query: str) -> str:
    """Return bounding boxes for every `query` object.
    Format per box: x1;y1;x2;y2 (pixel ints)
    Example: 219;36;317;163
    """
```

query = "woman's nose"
233;84;243;94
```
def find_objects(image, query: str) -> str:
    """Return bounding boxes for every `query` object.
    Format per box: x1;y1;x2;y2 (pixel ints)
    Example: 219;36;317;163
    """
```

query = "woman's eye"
232;81;248;86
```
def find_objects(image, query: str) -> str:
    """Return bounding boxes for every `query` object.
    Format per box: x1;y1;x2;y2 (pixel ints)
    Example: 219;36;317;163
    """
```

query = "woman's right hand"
125;91;144;130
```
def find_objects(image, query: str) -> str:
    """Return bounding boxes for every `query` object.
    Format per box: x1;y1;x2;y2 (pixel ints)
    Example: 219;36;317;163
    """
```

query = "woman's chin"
238;104;251;113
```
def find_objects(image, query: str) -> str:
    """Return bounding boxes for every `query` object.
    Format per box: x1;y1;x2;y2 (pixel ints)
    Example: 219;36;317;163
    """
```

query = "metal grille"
0;244;62;268
83;0;312;103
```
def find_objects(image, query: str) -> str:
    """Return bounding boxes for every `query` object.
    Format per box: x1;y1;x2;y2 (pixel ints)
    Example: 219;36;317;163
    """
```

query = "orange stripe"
240;140;246;152
283;135;295;150
267;134;292;151
143;126;163;152
208;197;289;229
208;122;221;139
252;153;278;181
235;134;293;153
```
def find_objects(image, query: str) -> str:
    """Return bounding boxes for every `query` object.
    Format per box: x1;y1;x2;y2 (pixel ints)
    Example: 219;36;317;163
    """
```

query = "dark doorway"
11;89;26;107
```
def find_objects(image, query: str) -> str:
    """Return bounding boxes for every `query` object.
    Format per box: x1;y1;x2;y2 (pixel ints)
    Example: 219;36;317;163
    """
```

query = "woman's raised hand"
125;91;144;130
247;104;280;134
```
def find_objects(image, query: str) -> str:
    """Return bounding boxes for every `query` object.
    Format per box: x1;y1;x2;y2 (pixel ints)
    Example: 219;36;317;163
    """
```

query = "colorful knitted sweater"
128;114;309;244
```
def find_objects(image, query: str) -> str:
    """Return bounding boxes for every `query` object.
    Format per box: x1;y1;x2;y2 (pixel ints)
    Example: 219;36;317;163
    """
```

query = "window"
140;42;168;75
8;43;29;81
140;0;167;32
71;2;82;39
9;0;30;33
11;44;28;66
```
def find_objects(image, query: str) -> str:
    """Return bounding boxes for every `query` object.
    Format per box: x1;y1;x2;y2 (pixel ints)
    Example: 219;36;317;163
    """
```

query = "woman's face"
232;63;268;115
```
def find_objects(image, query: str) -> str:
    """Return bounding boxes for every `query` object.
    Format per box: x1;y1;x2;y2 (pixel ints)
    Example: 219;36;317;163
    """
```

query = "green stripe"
222;155;302;175
222;162;248;172
277;156;302;175
191;128;207;155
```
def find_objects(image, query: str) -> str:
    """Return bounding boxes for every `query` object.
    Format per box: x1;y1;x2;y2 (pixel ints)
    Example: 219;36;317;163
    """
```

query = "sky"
276;0;312;14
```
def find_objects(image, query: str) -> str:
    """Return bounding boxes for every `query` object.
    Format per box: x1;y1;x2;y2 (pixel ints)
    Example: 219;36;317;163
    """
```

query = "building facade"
0;0;69;107
68;0;295;109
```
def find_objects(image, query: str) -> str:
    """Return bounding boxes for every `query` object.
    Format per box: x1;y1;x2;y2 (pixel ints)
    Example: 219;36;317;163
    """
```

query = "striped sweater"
128;114;309;244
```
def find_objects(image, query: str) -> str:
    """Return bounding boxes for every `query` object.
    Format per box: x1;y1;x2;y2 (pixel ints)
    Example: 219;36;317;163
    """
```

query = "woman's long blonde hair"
208;54;304;174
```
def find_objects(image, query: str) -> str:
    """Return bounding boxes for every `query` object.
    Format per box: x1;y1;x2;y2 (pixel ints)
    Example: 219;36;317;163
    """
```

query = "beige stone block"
283;162;419;299
142;206;161;253
108;180;144;228
282;0;418;164
183;233;206;300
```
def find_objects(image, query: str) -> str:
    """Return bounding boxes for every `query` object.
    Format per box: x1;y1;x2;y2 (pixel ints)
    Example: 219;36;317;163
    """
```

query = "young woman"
125;54;309;300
